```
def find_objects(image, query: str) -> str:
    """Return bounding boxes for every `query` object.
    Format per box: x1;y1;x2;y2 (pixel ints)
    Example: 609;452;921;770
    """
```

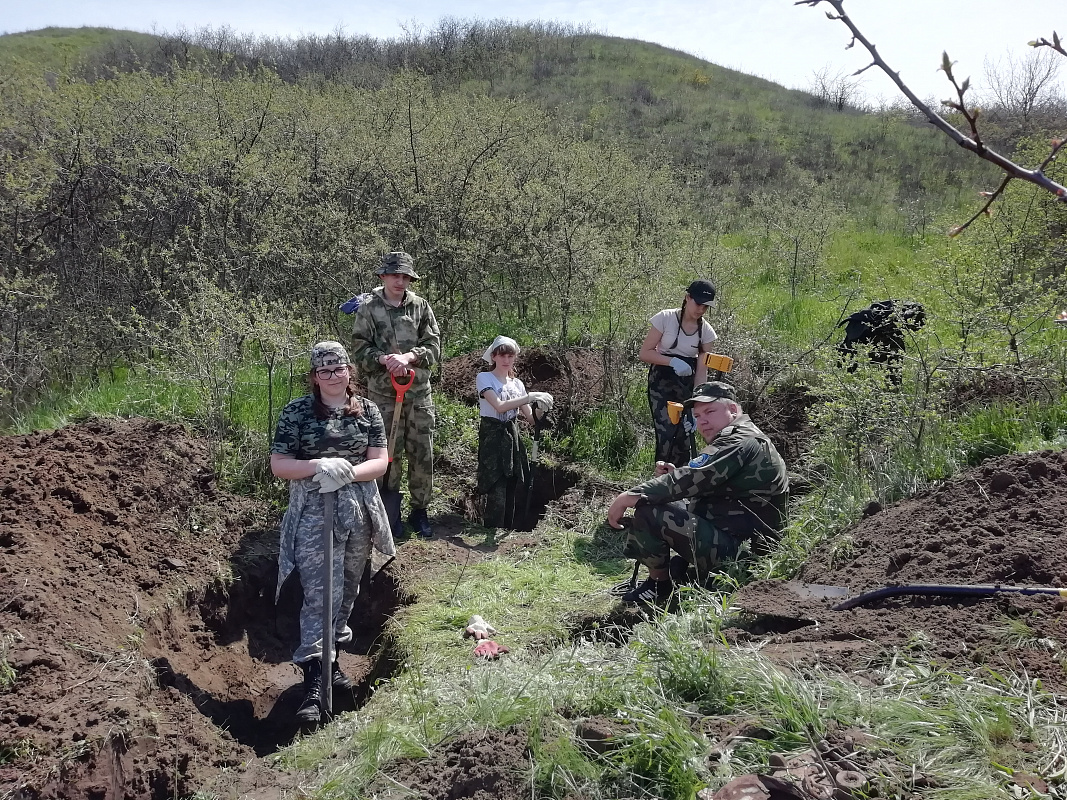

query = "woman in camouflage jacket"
270;341;394;724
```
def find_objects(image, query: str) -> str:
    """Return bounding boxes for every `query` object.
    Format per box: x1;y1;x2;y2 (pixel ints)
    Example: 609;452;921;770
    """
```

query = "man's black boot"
621;577;674;605
294;659;322;724
380;490;404;539
331;659;354;691
409;507;433;539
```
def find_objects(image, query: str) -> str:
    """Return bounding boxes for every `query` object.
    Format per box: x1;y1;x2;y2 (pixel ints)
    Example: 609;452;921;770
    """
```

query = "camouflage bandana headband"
310;341;351;368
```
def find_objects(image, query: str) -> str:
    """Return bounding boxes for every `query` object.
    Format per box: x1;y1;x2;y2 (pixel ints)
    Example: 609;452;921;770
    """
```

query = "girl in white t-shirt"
476;336;554;528
638;280;718;466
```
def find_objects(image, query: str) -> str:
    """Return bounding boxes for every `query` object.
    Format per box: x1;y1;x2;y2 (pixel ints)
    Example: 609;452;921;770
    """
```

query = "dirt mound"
736;449;1067;691
439;347;607;421
0;418;363;799
383;728;530;800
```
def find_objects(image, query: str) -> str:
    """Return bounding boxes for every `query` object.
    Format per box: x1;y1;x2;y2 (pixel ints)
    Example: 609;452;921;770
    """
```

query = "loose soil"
379;728;530;800
735;449;1067;693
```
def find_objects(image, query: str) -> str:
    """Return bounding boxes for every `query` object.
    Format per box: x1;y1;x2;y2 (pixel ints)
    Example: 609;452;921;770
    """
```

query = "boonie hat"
377;251;420;280
686;279;716;306
683;381;737;408
310;341;351;368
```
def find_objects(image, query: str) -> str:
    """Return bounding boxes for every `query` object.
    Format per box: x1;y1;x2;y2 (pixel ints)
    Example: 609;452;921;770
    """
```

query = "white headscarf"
481;335;521;364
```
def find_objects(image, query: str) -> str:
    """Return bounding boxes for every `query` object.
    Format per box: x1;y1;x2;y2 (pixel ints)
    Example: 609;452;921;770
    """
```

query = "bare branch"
1029;31;1065;58
949;175;1012;237
800;0;1067;205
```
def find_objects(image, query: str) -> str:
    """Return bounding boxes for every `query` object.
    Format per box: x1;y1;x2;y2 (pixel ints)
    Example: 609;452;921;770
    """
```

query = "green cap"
377;251;420;280
310;341;350;368
683;381;737;408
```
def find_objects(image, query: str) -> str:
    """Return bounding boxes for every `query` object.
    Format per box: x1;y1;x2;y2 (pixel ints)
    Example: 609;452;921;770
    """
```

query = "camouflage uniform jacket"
350;287;441;399
270;395;387;462
631;415;789;541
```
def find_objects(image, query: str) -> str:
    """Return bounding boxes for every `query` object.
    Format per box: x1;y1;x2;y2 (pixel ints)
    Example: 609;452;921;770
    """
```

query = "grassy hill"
0;26;159;72
0;24;998;225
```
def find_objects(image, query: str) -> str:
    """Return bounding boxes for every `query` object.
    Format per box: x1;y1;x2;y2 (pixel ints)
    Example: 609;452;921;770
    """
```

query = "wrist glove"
463;615;498;640
669;357;693;377
317;457;356;482
312;471;348;494
472;640;510;659
527;391;554;412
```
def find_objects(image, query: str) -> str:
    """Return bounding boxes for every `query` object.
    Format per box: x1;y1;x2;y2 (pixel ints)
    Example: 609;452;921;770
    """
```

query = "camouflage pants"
622;501;742;582
647;363;697;467
292;493;371;663
370;389;435;509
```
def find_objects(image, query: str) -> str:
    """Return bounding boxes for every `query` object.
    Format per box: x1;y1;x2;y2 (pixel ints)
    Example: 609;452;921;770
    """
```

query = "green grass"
279;577;1067;799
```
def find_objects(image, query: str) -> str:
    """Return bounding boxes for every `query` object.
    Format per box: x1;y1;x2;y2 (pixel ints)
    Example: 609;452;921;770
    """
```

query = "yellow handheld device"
703;353;734;373
666;401;684;425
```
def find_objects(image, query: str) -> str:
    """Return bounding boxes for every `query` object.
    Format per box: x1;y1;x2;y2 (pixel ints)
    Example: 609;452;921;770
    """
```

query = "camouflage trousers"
292;494;372;663
647;363;697;467
622;500;742;582
369;388;435;509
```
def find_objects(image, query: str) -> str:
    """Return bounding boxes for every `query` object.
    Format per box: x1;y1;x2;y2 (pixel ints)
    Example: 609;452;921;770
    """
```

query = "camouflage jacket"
270;395;387;462
632;415;789;539
350;287;441;398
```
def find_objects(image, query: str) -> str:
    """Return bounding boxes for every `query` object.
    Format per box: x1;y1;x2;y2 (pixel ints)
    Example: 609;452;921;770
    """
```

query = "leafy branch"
798;0;1067;234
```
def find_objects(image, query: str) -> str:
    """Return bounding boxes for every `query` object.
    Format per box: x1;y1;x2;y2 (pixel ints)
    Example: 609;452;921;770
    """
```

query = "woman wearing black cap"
638;280;718;467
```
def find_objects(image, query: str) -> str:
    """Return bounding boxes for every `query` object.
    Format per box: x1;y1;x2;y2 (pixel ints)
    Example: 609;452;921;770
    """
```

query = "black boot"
409;507;433;539
295;659;322;724
331;659;354;691
380;489;404;539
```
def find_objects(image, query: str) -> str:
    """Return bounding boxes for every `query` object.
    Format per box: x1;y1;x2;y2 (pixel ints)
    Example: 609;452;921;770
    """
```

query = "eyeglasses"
315;366;350;379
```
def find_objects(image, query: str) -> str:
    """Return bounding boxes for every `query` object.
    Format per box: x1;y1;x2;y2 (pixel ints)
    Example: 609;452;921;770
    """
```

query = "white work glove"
669;357;693;377
317;457;356;482
463;614;498;640
683;414;696;434
312;471;348;494
527;391;554;412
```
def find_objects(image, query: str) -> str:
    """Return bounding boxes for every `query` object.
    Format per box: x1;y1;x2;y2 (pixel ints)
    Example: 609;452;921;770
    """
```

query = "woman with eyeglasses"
638;280;718;468
269;341;394;724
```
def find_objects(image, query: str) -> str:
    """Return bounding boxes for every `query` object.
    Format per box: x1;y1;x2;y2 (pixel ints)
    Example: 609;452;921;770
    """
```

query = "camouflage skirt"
478;417;529;527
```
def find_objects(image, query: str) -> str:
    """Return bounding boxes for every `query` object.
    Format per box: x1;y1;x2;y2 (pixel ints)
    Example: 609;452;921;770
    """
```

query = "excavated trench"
144;538;405;757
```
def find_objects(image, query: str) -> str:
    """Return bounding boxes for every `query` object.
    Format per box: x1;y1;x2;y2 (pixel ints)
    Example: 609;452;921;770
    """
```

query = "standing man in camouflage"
607;382;789;604
351;252;441;539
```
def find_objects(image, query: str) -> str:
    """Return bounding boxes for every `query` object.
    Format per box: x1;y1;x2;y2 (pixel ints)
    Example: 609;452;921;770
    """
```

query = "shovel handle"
834;583;1067;611
391;368;415;398
386;369;415;462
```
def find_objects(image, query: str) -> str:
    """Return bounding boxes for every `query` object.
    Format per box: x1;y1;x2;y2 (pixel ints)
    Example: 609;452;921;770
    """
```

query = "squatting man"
607;381;789;604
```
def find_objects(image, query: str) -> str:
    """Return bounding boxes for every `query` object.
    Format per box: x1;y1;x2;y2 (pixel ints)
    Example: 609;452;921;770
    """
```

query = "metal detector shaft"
320;490;335;719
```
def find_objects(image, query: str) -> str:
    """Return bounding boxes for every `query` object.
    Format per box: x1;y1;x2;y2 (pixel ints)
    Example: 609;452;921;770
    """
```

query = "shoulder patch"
688;453;711;468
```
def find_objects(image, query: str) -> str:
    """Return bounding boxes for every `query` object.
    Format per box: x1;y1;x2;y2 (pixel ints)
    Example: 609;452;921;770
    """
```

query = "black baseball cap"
687;280;716;306
683;381;737;408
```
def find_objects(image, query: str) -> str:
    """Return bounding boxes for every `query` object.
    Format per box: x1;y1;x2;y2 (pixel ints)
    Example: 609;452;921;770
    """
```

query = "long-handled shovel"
831;582;1067;611
381;369;414;536
321;490;335;721
746;580;1067;620
521;403;551;527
